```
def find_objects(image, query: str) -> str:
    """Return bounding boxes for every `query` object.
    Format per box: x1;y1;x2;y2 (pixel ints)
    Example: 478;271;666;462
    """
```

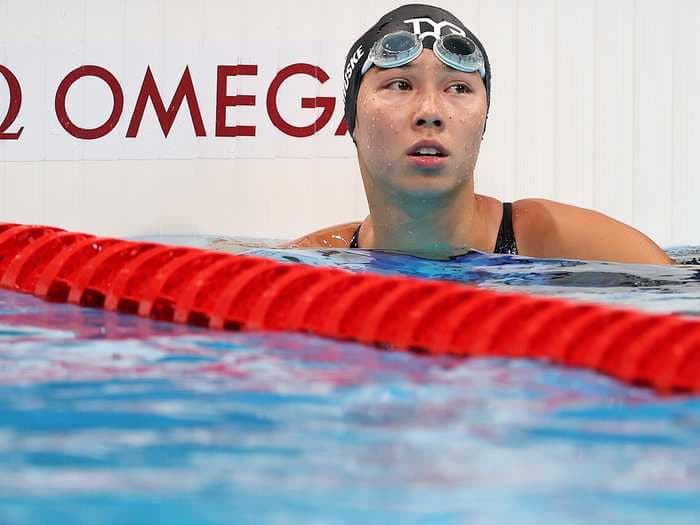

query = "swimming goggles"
360;30;486;78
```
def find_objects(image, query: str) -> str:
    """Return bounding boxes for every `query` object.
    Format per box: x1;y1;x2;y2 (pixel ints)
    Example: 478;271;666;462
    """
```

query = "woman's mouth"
407;144;449;169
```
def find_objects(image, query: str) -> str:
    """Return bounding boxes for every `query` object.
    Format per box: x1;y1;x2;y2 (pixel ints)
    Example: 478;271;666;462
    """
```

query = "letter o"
55;65;124;140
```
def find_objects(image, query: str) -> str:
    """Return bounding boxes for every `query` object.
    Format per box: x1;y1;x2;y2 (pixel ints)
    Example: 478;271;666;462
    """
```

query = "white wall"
1;0;698;246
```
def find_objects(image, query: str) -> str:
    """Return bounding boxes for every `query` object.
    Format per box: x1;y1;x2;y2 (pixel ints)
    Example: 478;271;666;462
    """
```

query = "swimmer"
289;4;672;265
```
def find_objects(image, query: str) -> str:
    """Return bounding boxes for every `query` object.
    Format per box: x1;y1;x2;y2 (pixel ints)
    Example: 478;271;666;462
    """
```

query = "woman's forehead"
366;50;479;81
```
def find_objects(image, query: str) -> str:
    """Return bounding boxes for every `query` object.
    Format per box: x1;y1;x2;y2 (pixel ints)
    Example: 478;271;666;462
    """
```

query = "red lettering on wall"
0;65;24;140
334;118;348;136
127;66;206;138
215;65;257;137
54;65;124;140
266;64;335;138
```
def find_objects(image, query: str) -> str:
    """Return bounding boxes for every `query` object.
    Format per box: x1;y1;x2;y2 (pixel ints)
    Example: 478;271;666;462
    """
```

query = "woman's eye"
448;83;471;94
387;80;411;91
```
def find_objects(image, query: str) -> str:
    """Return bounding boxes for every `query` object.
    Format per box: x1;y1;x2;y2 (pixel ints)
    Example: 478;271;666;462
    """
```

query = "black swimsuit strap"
494;202;519;255
350;203;519;255
349;223;361;248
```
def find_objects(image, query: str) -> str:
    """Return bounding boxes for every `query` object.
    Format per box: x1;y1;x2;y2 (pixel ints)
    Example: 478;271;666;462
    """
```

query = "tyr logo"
402;17;466;41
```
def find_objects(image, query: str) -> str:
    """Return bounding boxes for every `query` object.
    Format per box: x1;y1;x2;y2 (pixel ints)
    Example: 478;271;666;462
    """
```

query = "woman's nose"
416;115;443;128
413;91;444;129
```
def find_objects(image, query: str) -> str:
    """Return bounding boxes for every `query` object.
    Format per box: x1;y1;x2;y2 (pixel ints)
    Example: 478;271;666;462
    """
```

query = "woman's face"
353;48;487;199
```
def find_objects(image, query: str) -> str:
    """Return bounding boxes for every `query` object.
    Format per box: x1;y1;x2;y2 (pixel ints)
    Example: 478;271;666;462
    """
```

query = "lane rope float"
0;223;698;394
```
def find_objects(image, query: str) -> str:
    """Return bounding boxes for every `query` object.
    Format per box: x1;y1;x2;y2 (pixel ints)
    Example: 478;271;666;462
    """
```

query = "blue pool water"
1;239;700;524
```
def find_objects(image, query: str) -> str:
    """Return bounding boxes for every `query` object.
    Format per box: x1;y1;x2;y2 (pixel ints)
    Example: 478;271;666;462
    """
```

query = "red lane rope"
0;223;698;394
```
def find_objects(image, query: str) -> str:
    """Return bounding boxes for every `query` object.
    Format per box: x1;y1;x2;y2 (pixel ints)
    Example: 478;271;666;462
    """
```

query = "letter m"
127;66;206;137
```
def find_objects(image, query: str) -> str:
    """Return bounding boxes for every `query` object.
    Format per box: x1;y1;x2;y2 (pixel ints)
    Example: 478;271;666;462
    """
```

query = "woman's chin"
390;174;463;199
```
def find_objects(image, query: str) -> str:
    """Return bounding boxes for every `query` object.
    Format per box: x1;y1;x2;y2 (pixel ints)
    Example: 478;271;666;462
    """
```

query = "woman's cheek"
363;108;395;149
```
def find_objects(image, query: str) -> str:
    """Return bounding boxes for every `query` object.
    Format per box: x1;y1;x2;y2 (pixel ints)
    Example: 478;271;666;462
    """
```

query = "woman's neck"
360;189;496;256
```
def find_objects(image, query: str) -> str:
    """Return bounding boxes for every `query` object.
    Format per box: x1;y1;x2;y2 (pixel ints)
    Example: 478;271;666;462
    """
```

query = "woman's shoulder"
285;222;361;248
511;198;672;264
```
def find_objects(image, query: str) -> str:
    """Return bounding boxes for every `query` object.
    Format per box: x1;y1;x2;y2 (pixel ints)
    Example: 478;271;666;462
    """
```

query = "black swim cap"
342;3;491;138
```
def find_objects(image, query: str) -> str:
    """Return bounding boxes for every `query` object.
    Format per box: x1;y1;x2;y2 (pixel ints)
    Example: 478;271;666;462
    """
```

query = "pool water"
1;239;699;525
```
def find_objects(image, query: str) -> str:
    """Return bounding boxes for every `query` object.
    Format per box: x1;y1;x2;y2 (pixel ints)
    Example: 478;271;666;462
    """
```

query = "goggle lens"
365;31;422;73
434;33;485;77
382;32;418;54
442;34;476;55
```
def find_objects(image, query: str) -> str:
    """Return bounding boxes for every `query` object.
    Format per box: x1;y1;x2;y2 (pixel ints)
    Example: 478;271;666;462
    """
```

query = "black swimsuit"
349;202;519;255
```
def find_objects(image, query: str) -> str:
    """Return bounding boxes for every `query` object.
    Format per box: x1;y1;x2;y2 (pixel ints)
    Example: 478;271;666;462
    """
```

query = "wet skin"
354;49;486;199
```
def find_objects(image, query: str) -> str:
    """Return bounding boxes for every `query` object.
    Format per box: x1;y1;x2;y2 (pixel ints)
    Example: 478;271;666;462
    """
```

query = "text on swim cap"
402;18;466;41
342;45;364;101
